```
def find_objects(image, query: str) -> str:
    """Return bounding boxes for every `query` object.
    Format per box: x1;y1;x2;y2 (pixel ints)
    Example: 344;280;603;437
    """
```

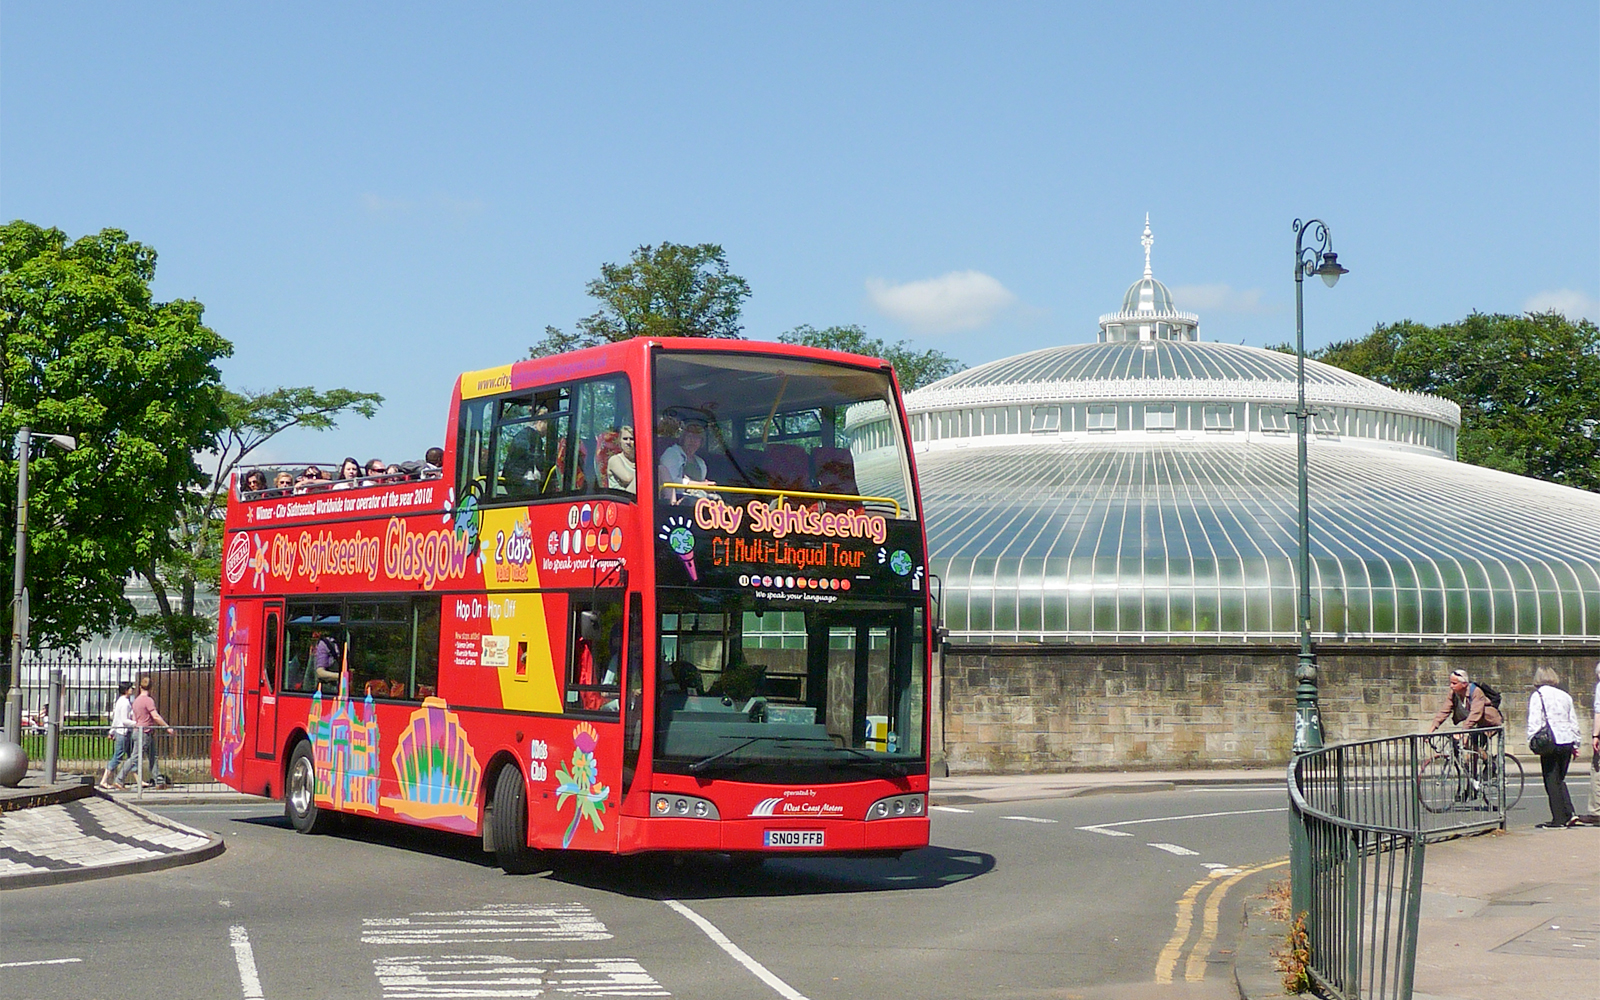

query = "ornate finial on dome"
1142;213;1153;279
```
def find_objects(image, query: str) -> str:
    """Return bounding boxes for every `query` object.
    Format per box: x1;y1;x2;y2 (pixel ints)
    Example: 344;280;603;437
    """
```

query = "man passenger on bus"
659;419;714;503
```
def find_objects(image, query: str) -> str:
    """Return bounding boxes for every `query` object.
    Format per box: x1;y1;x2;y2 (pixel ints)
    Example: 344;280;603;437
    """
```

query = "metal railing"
1288;727;1515;1000
4;654;226;792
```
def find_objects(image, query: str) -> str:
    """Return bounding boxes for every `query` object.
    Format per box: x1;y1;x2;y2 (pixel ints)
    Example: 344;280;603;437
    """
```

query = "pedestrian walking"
114;676;176;788
1583;660;1600;825
1526;667;1581;828
98;681;136;789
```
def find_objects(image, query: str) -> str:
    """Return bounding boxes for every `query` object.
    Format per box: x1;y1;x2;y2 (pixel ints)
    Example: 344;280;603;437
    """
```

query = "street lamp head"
1315;252;1348;288
42;434;77;452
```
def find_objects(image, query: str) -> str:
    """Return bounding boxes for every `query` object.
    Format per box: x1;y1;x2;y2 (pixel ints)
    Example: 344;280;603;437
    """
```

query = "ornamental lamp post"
1291;219;1347;754
6;427;78;747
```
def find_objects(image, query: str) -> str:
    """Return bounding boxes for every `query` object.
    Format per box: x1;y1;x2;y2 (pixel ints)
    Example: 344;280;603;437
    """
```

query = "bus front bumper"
617;815;929;855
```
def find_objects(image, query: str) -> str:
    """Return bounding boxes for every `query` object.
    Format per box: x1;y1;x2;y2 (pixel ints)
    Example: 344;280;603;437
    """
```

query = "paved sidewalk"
1236;825;1599;1000
0;772;225;889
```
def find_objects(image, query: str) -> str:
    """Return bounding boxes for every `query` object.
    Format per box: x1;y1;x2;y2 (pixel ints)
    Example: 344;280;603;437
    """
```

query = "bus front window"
652;593;926;780
652;352;916;520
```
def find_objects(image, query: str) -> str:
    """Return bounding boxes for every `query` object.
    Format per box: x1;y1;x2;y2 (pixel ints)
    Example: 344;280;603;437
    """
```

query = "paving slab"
0;790;224;889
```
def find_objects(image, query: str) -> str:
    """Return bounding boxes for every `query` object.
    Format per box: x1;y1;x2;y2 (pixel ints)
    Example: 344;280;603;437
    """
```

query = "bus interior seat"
755;443;811;492
812;446;862;509
364;679;389;698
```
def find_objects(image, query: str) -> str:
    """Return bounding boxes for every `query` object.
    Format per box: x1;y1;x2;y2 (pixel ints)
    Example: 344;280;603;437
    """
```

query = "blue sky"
3;4;1596;464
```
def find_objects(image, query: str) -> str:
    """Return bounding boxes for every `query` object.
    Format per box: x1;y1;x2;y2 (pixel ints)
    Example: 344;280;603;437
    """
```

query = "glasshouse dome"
890;229;1600;647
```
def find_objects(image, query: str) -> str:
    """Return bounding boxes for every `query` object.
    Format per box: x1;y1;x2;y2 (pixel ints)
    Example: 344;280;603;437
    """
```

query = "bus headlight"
866;794;925;820
653;794;719;820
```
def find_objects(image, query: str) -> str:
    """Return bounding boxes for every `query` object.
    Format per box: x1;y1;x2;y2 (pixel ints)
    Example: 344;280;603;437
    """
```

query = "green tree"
1;221;231;651
777;324;966;391
135;386;382;662
530;242;751;357
1274;311;1600;491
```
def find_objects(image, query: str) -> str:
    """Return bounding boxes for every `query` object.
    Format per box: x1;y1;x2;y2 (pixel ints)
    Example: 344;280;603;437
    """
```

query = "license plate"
763;830;824;848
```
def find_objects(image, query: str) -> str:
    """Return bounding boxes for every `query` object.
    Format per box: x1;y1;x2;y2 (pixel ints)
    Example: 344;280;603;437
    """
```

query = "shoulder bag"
1528;687;1559;756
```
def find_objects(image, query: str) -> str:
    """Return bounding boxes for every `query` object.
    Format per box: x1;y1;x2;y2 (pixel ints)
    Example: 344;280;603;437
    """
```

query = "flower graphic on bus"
554;722;610;848
441;483;484;551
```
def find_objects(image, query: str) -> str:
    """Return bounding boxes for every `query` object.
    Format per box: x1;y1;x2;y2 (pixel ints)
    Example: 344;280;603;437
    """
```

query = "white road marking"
1082;827;1134;837
1148;843;1200;856
372;954;668;998
0;958;84;969
665;899;810;1000
1200;863;1230;868
1077;806;1286;836
929;805;973;813
1208;868;1243;877
999;815;1059;824
229;926;265;1000
362;903;612;944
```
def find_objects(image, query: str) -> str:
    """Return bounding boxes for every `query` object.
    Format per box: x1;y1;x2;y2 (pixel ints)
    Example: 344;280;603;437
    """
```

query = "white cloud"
360;193;414;217
865;270;1017;334
1169;283;1268;314
1523;288;1598;320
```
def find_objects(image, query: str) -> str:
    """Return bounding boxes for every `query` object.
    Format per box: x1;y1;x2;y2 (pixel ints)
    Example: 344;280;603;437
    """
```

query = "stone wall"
934;643;1600;774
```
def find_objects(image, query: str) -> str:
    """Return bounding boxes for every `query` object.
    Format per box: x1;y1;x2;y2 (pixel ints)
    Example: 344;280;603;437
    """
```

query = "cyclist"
1429;668;1503;782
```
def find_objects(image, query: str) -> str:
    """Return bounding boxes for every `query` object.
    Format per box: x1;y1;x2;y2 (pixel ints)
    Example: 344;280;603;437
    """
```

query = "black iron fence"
4;653;223;791
1288;727;1520;1000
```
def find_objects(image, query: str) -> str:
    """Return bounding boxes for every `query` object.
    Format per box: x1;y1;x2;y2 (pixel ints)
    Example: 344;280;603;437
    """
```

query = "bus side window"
457;398;494;494
574;376;635;497
565;595;623;716
412;597;440;699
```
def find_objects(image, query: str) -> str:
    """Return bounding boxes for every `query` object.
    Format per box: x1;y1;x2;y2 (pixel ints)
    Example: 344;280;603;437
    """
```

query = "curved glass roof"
1122;275;1176;314
918;440;1600;644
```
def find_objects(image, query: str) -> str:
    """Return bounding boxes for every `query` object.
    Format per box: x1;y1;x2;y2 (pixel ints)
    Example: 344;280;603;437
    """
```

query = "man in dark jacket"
1430;668;1503;750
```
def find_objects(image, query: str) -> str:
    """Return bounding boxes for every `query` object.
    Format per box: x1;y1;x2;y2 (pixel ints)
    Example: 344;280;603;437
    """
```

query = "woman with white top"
99;681;136;790
1527;666;1582;828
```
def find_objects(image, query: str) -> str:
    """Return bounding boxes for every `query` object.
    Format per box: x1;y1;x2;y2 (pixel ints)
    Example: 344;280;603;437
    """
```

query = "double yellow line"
1153;857;1288;984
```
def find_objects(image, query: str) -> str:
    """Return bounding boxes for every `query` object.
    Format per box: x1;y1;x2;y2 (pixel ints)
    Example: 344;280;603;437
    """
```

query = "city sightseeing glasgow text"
693;497;888;546
263;516;474;589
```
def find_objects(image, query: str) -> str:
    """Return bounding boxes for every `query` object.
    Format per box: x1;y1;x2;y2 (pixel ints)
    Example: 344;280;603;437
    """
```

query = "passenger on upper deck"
242;470;267;495
607;425;637;494
273;471;294;494
364;459;386;482
659;418;714;503
333;457;362;490
424;447;444;472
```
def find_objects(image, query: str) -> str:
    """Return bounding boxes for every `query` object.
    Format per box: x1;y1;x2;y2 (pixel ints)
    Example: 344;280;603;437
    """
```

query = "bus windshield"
654;591;925;779
652;351;915;518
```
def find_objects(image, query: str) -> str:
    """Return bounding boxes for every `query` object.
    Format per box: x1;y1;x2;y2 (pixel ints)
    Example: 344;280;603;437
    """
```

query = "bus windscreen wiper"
824;743;908;777
687;735;827;773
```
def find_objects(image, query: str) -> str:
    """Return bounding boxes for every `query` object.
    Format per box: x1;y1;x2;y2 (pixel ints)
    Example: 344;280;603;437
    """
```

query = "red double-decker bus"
212;339;931;870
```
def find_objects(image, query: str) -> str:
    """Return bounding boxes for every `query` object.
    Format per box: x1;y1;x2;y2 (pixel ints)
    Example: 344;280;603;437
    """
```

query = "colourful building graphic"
307;669;381;814
217;607;247;778
380;697;482;833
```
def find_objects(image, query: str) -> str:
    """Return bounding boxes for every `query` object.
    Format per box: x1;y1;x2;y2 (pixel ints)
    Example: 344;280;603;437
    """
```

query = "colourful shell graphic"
379;697;482;833
554;722;610;848
307;664;381;815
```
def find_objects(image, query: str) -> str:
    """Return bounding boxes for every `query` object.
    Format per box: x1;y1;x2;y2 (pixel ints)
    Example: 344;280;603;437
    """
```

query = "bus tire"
286;741;332;834
491;766;541;874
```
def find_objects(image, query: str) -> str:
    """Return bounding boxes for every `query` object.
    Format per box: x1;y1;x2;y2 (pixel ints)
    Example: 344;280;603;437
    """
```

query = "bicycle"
1417;728;1524;814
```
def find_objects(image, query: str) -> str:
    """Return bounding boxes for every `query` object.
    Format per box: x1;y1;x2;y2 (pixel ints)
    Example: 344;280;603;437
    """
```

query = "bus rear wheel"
286;741;332;834
490;766;542;874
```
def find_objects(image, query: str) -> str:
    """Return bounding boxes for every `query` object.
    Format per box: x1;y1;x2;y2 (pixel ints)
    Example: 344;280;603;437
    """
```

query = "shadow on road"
234;812;995;896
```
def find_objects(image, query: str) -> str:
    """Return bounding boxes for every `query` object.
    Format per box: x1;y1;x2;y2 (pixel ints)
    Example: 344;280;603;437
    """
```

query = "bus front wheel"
286;741;332;834
490;766;542;874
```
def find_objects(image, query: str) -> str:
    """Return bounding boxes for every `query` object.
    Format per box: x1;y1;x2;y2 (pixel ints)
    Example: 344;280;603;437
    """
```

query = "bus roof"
459;338;896;401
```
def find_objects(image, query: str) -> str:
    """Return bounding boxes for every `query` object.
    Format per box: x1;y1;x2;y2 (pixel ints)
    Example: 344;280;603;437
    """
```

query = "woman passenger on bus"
659;419;714;503
607;425;637;494
333;456;362;490
242;470;267;496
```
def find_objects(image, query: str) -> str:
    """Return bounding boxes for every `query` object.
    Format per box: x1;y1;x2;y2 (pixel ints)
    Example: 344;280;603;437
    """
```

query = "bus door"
254;601;284;759
813;611;914;754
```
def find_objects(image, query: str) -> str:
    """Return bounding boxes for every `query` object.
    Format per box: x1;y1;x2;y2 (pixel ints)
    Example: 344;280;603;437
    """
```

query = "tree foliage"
530;243;751;357
776;324;966;391
134;386;383;661
1274;311;1600;492
1;221;231;650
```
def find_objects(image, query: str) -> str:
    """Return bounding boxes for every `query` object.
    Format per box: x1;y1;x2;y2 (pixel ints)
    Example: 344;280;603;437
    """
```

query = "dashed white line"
1082;827;1135;837
665;899;809;1000
1148;843;1200;856
999;815;1059;824
929;805;973;813
0;958;84;969
229;926;265;1000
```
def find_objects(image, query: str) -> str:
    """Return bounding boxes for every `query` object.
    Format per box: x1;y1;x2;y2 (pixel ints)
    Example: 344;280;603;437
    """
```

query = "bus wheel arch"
482;754;541;874
285;738;333;835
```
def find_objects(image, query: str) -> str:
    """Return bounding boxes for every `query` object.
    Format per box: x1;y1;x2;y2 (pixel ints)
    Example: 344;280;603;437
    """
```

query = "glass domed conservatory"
869;229;1600;647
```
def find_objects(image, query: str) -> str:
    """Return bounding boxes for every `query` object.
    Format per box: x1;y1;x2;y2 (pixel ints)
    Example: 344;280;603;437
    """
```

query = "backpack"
1470;681;1502;710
